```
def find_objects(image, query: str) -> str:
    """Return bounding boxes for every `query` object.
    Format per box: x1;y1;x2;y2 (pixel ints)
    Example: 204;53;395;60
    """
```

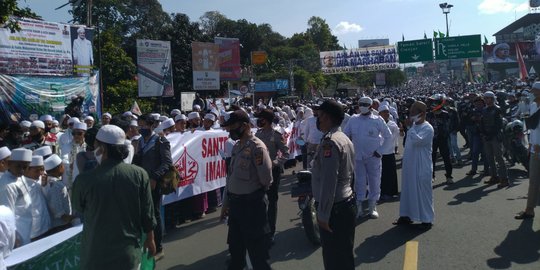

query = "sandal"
392;217;413;225
514;211;534;220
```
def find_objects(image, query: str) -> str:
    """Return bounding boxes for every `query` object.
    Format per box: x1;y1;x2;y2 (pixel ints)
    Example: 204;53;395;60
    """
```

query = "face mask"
50;128;59;134
359;106;370;114
229;126;245;140
94;146;103;164
139;128;151;137
410;114;421;123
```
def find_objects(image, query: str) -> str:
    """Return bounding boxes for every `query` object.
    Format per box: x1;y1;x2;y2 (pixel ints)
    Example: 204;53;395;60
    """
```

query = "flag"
438;31;445;38
433;31;438;39
424;32;427;39
464;59;474;83
516;43;529;81
402;34;405;42
268;98;273;107
131;101;142;116
483;35;489;45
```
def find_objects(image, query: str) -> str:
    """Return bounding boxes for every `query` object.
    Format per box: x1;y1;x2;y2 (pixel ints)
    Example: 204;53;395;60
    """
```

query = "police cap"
254;109;275;122
318;100;345;124
221;110;250;127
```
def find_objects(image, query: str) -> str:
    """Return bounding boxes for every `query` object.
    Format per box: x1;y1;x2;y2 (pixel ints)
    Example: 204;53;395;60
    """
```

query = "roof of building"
493;13;540;36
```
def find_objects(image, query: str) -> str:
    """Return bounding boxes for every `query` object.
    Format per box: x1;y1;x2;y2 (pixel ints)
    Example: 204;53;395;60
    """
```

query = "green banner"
9;234;81;270
434;35;482;60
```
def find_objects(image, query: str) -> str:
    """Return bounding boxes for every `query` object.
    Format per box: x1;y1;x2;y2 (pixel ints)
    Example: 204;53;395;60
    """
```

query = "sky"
19;0;534;48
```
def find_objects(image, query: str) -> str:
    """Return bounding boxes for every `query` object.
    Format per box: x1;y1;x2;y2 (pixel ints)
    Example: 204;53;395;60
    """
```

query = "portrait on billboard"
486;43;515;63
71;26;94;76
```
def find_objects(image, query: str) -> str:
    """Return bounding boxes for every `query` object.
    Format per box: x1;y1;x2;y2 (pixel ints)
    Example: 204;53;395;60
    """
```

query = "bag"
140;233;155;270
161;165;181;195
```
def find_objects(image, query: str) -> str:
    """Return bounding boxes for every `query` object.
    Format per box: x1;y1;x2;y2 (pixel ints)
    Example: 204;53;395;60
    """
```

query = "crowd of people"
0;76;539;269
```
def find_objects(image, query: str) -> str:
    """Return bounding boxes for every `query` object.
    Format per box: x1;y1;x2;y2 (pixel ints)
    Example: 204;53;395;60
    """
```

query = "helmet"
429;94;446;111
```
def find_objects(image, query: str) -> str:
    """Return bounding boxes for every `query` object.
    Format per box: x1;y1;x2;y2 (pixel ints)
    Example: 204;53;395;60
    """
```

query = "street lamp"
439;2;453;37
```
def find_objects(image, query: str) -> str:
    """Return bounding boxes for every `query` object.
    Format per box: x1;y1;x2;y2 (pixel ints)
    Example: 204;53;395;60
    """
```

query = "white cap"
359;97;373;105
40;115;53;122
129;120;138;127
0;147;11;160
171;109;181;116
73;122;87;131
29;156;44;167
204;114;216;122
84;116;94;122
175;114;187;122
102;113;112;119
193;105;201;111
161;118;175;130
188;112;200;120
97;125;126;145
68;117;80;125
123;111;133;117
20;120;31;128
10;148;32;162
52;120;59;126
44;154;62;171
31;120;45;129
378;105;390;113
483;91;496;98
150;113;160;121
33;146;52;157
159;116;168;122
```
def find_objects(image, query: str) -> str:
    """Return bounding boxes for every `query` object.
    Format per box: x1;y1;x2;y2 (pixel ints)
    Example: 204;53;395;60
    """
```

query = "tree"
96;29;136;88
306;16;340;51
199;11;229;37
104;80;154;114
0;0;40;32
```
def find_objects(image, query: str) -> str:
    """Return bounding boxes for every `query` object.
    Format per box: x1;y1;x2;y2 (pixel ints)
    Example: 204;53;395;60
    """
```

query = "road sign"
434;35;482;60
239;85;249;95
398;39;433;63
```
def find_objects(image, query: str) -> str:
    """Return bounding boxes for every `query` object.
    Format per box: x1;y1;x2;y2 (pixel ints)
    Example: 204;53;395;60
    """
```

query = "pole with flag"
433;31;438;39
438;30;445;38
483;35;489;45
424;32;428;39
402;34;405;42
516;43;529;81
131;100;142;116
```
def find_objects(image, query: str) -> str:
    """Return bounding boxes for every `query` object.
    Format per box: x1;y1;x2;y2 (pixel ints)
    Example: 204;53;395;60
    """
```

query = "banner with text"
192;42;220;90
320;46;399;75
136;39;174;97
0;17;94;76
215;37;241;81
0;72;101;123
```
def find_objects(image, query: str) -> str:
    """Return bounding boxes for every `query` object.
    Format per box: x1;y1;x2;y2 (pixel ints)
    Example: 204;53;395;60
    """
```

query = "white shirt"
529;102;540;150
23;177;51;238
72;38;93;66
0;172;33;246
303;117;323;144
0;205;15;270
42;176;71;228
124;140;135;164
380;120;400;155
343;113;392;160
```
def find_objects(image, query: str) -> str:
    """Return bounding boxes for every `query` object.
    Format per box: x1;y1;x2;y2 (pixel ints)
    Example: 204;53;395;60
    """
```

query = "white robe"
0;205;15;270
24;177;51;238
399;122;435;223
0;173;33;245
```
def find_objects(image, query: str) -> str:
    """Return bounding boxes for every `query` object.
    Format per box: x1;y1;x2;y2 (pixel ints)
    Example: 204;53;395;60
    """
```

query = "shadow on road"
447;182;499;206
354;225;426;267
486;219;540;269
165;250;229;270
163;216;222;243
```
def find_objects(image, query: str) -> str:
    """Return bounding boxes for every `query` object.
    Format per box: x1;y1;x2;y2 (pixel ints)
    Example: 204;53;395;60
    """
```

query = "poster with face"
70;26;95;76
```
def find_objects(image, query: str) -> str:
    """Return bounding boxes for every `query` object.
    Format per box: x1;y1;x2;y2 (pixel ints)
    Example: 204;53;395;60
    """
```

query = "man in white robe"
395;101;435;230
72;27;93;68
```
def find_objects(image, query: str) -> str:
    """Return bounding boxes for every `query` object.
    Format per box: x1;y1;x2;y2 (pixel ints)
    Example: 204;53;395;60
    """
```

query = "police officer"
254;109;289;244
220;110;273;270
426;94;454;184
312;100;356;270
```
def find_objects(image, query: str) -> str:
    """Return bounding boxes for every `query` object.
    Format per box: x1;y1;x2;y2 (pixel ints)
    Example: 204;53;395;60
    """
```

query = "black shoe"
417;223;433;230
514;212;534;220
393;216;413;225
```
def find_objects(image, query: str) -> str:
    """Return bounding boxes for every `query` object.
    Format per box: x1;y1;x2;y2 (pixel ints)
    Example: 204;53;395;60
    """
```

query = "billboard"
483;42;538;64
136;39;174;97
214;37;241;80
358;38;389;48
0;17;94;76
251;51;268;65
0;72;101;123
320;46;399;75
192;42;220;90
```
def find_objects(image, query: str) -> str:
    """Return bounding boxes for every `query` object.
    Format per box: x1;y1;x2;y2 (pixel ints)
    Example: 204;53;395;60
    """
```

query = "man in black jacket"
133;114;173;260
426;94;454;184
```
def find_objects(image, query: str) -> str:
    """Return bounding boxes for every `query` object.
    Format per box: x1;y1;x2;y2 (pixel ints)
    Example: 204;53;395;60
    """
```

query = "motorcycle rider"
426;94;454;184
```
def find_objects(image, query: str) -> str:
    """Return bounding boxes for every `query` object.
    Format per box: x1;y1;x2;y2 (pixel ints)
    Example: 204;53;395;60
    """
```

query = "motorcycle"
504;120;529;172
290;170;321;246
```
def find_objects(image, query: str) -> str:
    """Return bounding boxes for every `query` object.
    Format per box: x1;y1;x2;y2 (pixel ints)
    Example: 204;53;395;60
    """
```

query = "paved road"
158;144;540;270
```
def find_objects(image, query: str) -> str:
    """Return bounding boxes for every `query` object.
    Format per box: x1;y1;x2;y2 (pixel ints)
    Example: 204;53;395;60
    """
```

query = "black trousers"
227;190;271;270
381;154;398;196
319;199;357;270
152;187;163;252
266;166;282;236
432;137;453;178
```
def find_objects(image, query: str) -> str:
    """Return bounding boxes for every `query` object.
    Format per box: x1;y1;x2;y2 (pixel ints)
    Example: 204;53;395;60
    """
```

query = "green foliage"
0;0;41;32
103;80;154;114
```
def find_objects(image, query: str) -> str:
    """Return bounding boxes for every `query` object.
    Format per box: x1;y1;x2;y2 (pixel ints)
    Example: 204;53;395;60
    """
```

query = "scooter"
290;170;321;246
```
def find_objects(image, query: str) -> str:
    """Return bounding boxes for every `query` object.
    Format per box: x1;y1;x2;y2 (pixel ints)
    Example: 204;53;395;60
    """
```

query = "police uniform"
255;126;289;239
311;101;356;270
225;133;273;270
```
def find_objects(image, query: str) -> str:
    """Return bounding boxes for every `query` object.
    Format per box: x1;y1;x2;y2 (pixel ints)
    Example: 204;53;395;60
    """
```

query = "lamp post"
439;2;453;37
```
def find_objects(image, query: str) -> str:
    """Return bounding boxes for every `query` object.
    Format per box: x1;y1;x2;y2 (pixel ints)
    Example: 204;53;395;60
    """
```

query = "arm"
254;146;273;189
316;141;339;224
152;138;173;182
140;170;156;234
407;125;434;147
0;185;18;211
376;118;392;154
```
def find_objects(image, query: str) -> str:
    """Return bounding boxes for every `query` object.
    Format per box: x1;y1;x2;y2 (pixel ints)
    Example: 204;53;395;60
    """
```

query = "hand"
373;151;381;158
317;219;333;233
220;206;229;222
144;231;156;258
150;179;157;190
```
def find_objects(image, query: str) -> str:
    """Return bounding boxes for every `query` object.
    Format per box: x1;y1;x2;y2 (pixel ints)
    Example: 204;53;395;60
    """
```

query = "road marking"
403;241;419;270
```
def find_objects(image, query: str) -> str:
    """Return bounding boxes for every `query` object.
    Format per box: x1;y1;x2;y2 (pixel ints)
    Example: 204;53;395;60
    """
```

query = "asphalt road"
157;142;540;270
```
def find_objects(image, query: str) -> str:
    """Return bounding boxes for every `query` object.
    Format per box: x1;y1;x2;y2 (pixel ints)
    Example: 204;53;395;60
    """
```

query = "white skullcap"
175;114;187;122
483;91;495;98
68;117;80;124
0;147;11;160
31;120;45;129
171;109;181;116
188;112;200;120
123;111;133;117
29;156;44;167
97;125;126;145
84;116;94;122
129;120;138;127
77;26;85;33
193;105;201;110
204;114;216;122
378;105;390;113
73;122;87;131
33;146;52;157
102;113;112;119
20;121;31;128
52;120;59;126
39;115;53;122
44;154;62;171
150;113;160;120
161;118;175;130
359;97;373;105
159;116;168;122
10;148;32;162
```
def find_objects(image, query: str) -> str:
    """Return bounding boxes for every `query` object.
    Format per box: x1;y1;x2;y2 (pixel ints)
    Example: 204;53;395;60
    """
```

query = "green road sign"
434;34;482;60
398;39;433;64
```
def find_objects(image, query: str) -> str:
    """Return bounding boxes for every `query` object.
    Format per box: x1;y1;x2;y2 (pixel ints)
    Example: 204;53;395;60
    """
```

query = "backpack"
161;164;181;195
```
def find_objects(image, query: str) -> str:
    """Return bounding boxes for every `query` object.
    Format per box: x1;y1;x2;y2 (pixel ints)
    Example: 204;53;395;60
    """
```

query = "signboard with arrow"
397;39;433;64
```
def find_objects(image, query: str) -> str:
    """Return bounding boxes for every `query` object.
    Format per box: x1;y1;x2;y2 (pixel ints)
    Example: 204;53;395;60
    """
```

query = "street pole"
445;13;449;37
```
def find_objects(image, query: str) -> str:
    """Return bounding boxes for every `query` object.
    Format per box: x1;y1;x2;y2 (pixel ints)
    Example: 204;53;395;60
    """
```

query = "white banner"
136;39;174;97
320;45;398;75
192;42;220;90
